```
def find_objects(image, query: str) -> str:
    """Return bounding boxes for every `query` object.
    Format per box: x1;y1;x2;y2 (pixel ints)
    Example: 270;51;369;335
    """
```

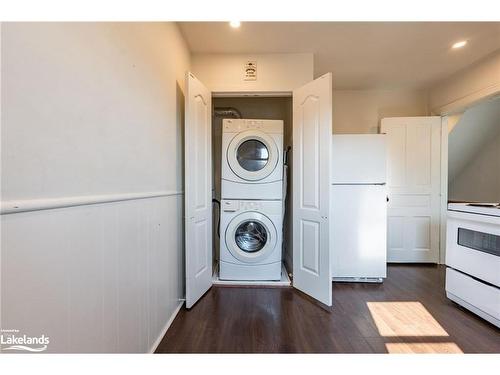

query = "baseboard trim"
149;300;184;353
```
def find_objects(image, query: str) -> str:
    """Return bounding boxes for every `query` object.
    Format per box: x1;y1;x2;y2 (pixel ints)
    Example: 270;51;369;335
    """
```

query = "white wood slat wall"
1;194;183;353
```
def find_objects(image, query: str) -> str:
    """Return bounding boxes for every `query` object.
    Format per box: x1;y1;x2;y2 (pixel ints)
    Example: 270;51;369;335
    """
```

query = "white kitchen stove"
446;202;500;328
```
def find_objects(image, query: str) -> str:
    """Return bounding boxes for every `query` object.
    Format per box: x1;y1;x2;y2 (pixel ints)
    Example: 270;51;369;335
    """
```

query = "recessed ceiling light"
452;40;468;49
229;21;241;28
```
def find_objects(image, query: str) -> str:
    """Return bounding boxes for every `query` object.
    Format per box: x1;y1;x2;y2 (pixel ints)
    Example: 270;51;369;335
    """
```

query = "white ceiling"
178;22;500;89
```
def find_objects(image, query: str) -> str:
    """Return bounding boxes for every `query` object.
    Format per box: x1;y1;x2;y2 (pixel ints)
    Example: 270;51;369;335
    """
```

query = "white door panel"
381;117;441;263
293;73;332;306
185;72;212;308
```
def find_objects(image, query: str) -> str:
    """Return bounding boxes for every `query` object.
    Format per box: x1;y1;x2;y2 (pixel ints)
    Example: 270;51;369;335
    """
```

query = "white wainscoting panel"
0;194;184;353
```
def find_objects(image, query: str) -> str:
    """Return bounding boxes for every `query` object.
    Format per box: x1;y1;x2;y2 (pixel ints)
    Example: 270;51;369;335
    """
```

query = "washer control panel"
224;119;263;131
244;120;263;129
239;200;262;211
222;200;263;212
223;119;283;133
222;200;239;212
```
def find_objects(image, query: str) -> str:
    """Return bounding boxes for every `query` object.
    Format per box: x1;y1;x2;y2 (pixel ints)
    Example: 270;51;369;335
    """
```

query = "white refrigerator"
330;134;387;282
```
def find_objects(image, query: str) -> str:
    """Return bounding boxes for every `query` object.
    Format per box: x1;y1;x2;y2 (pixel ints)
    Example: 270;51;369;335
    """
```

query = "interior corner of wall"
447;113;464;134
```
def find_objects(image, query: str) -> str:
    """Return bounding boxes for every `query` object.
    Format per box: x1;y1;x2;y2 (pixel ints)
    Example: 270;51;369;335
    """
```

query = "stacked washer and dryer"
219;118;284;281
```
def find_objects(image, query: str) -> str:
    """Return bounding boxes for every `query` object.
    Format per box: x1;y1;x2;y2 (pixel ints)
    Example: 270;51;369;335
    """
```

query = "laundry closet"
211;97;293;279
184;53;333;309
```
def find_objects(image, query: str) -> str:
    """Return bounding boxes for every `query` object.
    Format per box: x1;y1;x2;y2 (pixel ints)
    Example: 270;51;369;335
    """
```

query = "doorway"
211;96;293;272
382;117;442;263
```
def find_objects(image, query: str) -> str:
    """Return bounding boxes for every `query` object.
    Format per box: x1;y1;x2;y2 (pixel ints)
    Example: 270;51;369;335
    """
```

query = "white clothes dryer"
221;119;283;200
219;199;282;280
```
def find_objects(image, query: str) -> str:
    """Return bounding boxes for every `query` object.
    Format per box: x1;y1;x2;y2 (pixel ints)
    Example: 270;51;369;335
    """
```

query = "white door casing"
185;72;212;308
381;117;441;263
439;116;449;264
292;73;333;306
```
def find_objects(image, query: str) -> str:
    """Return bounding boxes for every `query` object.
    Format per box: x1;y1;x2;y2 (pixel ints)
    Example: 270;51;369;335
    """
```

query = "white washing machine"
220;199;282;280
221;119;283;200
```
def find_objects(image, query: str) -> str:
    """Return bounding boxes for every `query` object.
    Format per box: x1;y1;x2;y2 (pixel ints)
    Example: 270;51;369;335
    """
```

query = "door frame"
439;116;448;264
212;90;294;286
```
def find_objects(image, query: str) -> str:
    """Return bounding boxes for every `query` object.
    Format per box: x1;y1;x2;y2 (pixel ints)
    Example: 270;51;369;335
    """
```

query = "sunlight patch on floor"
367;301;449;337
367;301;463;354
385;342;463;354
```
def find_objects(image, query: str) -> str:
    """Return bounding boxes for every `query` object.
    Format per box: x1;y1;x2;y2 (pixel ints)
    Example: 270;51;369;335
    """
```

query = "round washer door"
227;130;279;181
225;212;277;263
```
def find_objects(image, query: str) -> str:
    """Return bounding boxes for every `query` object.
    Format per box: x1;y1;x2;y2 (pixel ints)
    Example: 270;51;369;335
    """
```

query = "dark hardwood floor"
156;264;500;353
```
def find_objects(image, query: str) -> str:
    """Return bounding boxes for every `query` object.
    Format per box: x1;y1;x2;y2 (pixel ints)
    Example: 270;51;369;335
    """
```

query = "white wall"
192;53;313;94
1;22;190;353
2;23;188;199
450;132;500;202
192;53;428;135
332;89;429;134
428;50;500;114
448;97;500;203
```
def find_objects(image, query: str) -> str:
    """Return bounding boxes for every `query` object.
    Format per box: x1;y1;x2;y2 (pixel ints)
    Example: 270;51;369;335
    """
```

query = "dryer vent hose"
213;107;242;119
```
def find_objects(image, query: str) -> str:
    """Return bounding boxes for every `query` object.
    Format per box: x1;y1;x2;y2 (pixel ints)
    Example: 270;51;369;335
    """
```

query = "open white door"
292;73;332;306
381;117;441;263
185;72;212;308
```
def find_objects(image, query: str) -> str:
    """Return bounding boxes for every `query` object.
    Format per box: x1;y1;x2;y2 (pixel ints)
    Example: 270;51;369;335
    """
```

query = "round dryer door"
225;212;277;263
227;130;279;181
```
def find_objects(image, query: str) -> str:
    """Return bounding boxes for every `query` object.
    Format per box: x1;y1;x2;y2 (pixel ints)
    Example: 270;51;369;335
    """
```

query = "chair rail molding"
1;190;184;215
